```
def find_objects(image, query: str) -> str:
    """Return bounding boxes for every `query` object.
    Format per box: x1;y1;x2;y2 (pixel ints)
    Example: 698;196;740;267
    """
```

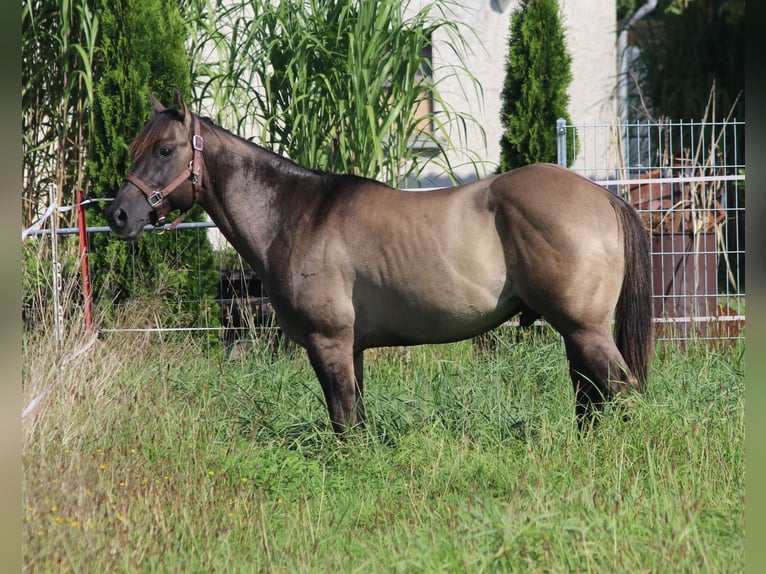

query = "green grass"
22;326;744;572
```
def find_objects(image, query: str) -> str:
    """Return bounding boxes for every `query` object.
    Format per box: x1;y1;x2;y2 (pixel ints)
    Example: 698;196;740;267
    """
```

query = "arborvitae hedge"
498;0;576;172
87;0;219;331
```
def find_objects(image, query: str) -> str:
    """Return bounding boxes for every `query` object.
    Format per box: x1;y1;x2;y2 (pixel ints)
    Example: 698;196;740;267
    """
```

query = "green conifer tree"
87;0;218;331
498;0;576;172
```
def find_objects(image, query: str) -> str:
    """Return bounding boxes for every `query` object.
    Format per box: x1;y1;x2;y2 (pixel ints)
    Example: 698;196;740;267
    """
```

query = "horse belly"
353;254;517;347
350;184;516;347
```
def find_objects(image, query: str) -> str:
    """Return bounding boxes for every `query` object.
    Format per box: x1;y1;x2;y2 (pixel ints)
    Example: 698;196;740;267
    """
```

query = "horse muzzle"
105;194;151;240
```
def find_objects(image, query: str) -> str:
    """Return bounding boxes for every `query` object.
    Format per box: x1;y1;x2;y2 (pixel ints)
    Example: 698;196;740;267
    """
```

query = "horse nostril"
110;207;127;229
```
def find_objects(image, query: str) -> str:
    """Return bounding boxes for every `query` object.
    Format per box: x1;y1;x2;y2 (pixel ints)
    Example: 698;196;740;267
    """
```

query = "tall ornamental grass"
22;0;98;229
182;0;484;186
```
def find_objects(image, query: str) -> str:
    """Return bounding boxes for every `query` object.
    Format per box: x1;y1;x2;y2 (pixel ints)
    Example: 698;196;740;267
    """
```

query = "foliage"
84;0;219;332
21;235;83;335
625;0;744;123
498;0;576;172
22;0;98;228
665;0;744;19
22;0;100;337
182;0;484;186
22;326;744;571
616;0;641;21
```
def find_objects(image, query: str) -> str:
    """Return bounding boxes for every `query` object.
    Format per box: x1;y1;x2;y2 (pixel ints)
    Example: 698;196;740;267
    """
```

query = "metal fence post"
49;185;63;350
556;118;567;166
76;189;93;333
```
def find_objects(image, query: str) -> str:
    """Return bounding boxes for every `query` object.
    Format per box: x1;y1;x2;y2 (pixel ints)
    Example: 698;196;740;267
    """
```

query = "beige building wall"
418;0;617;186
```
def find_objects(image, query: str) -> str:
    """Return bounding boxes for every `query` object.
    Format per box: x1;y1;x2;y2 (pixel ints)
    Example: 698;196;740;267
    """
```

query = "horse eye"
159;146;173;157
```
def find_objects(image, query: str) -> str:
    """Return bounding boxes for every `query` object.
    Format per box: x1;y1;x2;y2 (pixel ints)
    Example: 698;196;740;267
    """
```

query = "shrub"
498;0;576;171
86;0;219;333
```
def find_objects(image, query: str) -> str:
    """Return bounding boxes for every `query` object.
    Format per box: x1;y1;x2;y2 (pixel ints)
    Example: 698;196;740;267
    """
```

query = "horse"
106;90;652;432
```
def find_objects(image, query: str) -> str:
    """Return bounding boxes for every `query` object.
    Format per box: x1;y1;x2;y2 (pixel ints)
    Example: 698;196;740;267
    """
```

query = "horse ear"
150;92;166;114
173;87;188;122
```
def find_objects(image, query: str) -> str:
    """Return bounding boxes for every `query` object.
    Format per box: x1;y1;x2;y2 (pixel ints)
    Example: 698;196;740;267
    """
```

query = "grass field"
22;324;744;572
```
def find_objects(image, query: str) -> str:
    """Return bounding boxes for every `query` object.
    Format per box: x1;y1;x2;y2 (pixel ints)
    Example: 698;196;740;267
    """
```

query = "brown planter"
651;232;718;339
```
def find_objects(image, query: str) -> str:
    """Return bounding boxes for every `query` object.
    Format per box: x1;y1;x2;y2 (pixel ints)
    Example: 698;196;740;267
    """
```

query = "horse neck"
195;120;318;274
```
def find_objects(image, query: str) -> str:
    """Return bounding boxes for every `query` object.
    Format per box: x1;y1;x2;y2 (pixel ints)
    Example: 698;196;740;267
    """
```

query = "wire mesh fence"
22;218;276;353
558;118;745;343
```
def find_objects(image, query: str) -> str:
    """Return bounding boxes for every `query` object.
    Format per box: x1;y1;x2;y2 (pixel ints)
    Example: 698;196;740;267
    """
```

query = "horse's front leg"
306;333;364;433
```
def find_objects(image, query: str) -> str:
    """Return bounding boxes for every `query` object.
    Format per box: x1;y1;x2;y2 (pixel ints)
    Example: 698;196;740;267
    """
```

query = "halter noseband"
123;114;204;229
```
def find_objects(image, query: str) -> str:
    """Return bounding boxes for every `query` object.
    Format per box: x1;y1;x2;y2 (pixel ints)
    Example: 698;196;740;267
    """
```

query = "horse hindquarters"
492;166;651;427
565;198;652;427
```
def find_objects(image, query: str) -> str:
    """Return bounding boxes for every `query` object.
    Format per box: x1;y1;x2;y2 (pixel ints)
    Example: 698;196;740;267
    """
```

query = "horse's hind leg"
563;326;640;429
353;350;365;424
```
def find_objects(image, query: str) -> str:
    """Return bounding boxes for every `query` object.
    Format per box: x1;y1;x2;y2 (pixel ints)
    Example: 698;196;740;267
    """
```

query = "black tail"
612;197;652;389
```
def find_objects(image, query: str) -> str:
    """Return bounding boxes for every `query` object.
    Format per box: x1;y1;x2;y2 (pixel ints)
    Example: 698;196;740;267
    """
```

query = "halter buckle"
192;134;204;151
147;190;164;208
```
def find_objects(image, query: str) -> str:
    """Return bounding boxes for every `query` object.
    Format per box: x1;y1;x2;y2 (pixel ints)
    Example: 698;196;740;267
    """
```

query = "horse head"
105;89;204;239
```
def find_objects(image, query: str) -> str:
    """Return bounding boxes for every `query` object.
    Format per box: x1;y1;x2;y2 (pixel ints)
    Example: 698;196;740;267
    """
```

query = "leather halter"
123;114;204;229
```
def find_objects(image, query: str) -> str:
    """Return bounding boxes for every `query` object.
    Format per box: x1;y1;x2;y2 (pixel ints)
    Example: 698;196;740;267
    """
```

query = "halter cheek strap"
123;115;204;229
